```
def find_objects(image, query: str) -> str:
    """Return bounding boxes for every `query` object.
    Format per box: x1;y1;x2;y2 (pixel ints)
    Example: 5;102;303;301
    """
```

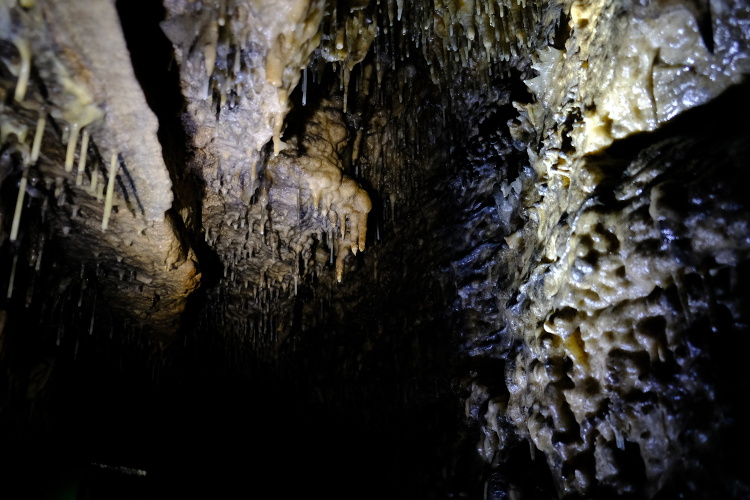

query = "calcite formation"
0;0;749;498
465;0;750;497
0;0;199;341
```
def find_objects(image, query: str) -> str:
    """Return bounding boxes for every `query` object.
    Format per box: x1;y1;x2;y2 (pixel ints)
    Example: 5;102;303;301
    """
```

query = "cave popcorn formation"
1;0;750;498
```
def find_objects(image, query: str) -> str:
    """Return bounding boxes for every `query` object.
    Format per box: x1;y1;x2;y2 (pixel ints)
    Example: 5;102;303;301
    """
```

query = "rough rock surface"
463;1;750;497
1;0;199;341
1;0;749;499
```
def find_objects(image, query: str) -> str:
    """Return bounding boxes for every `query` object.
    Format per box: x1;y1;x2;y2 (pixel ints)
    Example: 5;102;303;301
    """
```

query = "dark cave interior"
0;2;521;498
1;0;750;499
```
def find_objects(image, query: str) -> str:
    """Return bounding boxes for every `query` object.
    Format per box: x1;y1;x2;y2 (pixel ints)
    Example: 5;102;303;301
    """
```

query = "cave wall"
1;0;749;498
463;0;750;498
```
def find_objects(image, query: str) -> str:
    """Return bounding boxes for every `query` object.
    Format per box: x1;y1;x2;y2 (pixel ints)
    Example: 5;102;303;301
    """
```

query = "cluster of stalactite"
2;1;750;498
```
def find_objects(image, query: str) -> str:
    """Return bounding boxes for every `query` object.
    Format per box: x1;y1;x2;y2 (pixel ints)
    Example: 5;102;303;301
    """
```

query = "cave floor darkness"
0;336;470;500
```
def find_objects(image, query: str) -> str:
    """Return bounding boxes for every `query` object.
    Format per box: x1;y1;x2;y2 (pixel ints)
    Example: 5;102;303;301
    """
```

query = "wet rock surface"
1;0;749;498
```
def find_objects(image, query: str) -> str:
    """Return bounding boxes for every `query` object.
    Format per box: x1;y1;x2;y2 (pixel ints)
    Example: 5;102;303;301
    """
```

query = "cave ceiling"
1;0;750;498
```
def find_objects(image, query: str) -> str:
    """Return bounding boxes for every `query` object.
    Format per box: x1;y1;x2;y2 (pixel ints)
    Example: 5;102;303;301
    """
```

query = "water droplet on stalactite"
217;0;227;27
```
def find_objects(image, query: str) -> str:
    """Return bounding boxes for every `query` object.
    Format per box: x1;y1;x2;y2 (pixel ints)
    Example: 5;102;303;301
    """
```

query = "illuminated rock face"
462;1;750;497
0;0;198;342
473;105;750;498
0;0;749;498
